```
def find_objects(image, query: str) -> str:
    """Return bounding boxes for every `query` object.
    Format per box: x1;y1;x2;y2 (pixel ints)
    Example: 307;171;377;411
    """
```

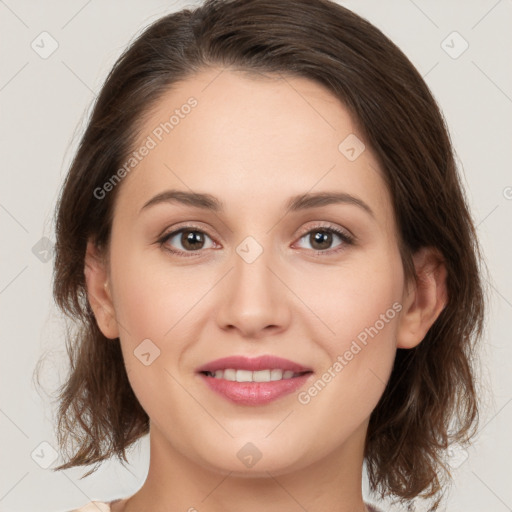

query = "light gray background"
1;1;511;511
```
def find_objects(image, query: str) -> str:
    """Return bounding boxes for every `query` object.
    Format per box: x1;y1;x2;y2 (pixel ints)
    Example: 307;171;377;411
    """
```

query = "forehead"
115;67;391;223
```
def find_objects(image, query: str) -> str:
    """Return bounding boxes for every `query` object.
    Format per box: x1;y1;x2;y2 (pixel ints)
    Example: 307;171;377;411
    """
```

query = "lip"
196;355;313;406
196;355;312;373
200;374;312;405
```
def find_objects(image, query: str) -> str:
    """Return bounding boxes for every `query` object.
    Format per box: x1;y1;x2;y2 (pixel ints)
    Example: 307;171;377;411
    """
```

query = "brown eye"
159;227;215;255
309;230;334;250
179;229;206;251
295;226;353;254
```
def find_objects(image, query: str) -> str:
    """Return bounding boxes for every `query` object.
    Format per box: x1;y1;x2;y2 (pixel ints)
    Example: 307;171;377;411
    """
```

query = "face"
89;68;413;476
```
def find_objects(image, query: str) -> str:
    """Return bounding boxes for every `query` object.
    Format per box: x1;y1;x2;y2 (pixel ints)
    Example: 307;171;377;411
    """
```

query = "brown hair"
48;0;484;508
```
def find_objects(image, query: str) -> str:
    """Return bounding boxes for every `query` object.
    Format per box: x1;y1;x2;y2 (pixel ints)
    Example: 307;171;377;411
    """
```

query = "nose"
215;245;291;339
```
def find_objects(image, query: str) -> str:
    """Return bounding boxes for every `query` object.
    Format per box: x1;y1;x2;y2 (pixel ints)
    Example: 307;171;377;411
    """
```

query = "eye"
295;224;354;254
157;223;354;258
158;225;216;257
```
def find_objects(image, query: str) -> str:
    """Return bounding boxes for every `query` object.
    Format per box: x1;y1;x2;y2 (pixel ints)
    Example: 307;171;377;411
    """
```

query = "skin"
85;68;447;512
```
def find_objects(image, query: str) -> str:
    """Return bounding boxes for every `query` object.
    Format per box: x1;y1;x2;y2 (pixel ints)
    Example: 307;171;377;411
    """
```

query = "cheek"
286;257;403;463
296;250;403;407
108;249;197;420
109;246;206;341
300;250;404;349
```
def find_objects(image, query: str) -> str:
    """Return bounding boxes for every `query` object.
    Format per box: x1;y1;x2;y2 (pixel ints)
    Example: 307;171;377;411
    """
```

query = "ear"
396;247;448;349
84;240;119;339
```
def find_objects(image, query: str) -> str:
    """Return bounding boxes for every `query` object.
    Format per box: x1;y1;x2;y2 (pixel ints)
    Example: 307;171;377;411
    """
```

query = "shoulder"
69;501;111;512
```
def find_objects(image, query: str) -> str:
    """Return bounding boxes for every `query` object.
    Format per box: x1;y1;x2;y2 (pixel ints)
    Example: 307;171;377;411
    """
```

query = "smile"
196;355;313;405
202;369;308;382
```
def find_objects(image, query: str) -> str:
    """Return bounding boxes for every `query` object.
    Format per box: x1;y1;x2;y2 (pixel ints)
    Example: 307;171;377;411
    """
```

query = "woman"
51;0;484;510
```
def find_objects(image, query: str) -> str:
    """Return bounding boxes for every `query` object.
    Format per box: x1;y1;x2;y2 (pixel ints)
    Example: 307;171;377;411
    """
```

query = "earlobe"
84;240;119;339
396;247;448;349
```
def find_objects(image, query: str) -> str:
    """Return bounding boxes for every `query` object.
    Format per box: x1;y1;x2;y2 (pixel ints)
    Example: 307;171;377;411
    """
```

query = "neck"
118;421;370;512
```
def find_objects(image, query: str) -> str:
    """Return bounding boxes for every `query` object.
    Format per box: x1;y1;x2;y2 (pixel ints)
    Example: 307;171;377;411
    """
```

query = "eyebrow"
141;189;374;217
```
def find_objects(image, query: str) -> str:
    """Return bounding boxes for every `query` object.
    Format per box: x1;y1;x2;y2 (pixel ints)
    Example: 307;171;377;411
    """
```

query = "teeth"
223;369;236;381
236;369;253;382
270;369;283;381
253;370;271;382
206;369;303;382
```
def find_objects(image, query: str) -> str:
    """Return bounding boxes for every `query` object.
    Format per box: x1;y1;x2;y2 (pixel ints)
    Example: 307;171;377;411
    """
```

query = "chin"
188;435;317;477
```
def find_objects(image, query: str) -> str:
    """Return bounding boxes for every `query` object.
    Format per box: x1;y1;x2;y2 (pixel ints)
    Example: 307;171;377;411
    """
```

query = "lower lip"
199;373;312;405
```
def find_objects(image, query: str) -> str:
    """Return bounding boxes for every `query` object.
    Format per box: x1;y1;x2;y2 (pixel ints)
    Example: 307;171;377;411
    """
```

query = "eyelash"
157;222;355;258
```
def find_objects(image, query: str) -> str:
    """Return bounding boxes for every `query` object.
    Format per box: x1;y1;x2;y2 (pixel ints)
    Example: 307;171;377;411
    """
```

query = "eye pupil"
311;230;332;250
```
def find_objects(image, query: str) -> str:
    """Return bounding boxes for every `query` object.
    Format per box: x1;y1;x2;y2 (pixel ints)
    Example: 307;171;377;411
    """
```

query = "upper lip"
196;355;312;373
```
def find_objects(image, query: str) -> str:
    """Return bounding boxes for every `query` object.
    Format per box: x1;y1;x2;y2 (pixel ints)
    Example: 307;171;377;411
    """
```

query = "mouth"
200;368;311;382
196;355;314;405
